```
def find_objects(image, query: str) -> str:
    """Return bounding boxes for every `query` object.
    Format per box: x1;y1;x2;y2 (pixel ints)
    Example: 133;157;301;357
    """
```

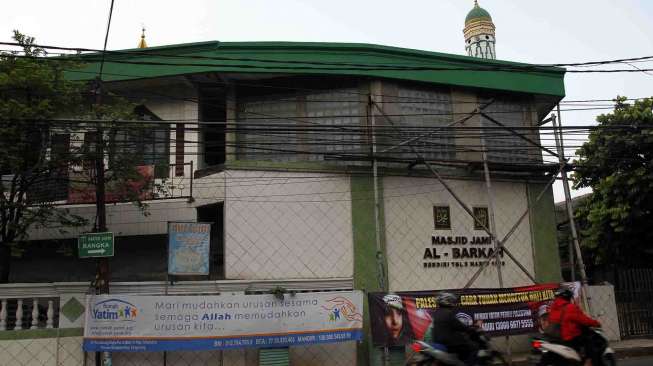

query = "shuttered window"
259;348;290;366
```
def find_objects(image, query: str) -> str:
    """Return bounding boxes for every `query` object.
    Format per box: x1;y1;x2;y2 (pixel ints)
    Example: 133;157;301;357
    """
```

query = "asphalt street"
619;356;653;366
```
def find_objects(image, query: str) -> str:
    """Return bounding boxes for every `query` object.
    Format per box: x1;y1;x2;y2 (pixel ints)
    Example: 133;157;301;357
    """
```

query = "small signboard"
168;222;211;275
78;232;114;258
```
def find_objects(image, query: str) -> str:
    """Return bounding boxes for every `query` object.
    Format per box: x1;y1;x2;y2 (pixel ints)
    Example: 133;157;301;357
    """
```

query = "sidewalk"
612;338;653;358
511;338;653;365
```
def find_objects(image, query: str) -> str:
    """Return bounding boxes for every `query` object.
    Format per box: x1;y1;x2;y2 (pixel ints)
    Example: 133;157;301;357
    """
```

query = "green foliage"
573;96;653;265
0;31;148;282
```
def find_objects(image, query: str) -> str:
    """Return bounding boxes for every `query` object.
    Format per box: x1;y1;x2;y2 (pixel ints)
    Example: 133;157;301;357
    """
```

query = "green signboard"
78;232;114;258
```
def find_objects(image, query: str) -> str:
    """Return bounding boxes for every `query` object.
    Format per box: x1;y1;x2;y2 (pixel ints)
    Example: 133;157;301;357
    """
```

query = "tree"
0;31;151;283
573;97;653;267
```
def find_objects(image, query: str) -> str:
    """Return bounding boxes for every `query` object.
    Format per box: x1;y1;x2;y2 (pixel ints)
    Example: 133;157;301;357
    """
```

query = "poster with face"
369;282;580;347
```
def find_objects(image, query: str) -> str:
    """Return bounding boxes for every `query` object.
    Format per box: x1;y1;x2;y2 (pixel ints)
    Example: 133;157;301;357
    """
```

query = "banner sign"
83;291;364;352
369;282;580;347
168;222;211;275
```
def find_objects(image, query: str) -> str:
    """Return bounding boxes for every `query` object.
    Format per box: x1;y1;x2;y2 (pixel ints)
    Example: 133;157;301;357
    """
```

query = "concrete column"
451;89;482;162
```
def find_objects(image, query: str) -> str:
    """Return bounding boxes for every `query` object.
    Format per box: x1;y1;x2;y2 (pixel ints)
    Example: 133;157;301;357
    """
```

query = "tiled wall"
383;177;535;291
224;170;353;280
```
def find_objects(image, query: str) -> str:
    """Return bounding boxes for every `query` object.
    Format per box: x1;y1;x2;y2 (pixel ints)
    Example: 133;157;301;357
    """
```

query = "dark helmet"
436;292;458;307
382;294;404;311
554;287;574;300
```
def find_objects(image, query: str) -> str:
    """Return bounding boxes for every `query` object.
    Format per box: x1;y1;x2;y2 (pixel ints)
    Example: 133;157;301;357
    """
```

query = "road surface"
620;356;653;366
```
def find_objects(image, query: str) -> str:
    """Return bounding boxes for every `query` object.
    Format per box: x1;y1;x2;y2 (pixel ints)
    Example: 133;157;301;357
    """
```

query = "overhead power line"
2;42;653;74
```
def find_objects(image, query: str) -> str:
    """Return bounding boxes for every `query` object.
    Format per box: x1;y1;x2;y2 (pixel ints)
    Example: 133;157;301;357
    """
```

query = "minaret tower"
138;27;148;49
463;0;496;59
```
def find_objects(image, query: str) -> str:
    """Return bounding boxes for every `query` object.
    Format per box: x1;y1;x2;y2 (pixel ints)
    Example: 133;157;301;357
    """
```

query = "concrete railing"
0;297;58;331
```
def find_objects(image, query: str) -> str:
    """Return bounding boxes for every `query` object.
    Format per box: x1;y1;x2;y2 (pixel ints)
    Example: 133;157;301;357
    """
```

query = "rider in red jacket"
548;287;602;364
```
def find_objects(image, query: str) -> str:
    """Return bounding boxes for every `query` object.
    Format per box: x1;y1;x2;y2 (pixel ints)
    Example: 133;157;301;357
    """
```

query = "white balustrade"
0;299;6;330
0;297;58;331
31;299;39;329
46;300;54;328
15;299;23;330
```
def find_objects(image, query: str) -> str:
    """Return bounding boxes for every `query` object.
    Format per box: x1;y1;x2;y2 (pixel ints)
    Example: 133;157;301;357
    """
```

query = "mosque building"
0;2;566;366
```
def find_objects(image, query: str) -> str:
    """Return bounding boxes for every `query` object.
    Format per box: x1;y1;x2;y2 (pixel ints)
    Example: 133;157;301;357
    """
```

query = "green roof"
466;5;492;24
66;41;565;98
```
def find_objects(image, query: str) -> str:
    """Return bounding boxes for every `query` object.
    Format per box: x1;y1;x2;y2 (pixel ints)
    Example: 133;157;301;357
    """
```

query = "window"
199;86;226;166
305;88;360;160
237;93;299;162
236;87;360;162
394;86;454;162
110;127;170;178
473;207;489;230
434;206;451;229
481;97;531;164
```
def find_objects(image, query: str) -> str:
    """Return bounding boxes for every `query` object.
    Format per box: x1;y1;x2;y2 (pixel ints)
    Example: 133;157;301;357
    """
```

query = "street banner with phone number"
84;291;363;352
369;282;580;347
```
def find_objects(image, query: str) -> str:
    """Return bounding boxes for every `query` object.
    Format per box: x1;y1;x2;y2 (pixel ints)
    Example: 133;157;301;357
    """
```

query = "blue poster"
168;222;211;275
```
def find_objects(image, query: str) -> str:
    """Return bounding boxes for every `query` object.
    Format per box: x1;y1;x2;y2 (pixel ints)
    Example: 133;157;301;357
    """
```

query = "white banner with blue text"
83;291;363;352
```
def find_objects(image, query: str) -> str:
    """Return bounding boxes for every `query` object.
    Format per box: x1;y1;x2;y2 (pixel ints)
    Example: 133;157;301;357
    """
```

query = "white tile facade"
383;177;535;291
224;170;353;280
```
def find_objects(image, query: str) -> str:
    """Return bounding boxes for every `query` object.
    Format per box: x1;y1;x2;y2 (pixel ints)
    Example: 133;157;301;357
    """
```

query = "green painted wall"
527;183;562;282
351;175;387;366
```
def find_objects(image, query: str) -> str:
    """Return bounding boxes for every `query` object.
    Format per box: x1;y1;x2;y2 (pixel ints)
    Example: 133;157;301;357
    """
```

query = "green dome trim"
465;5;492;24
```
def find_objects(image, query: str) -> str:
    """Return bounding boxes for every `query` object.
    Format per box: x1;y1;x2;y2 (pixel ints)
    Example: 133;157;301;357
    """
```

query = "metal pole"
464;166;562;288
480;126;511;364
480;130;503;288
369;93;389;365
569;235;576;282
371;103;537;284
369;94;386;292
552;106;591;313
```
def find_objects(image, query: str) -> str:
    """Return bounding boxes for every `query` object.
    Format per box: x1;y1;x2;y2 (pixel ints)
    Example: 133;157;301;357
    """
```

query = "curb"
509;345;653;365
614;345;653;359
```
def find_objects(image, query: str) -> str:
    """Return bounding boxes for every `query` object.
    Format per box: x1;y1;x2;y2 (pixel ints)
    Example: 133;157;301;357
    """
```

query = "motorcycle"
406;330;507;366
530;328;616;366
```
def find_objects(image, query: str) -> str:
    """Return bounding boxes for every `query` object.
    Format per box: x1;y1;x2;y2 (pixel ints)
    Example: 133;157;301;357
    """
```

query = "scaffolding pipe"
552;106;591;313
369;93;387;292
463;164;562;288
480;121;511;363
372;102;537;286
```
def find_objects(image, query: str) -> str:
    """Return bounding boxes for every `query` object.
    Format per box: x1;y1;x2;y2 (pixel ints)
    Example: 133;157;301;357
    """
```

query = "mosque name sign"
423;235;505;269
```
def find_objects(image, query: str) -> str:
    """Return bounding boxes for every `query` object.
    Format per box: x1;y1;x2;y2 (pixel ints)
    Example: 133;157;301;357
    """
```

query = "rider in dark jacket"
428;292;479;365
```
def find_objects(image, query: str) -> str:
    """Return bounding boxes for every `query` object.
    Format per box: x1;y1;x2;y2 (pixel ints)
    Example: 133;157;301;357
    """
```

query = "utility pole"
93;2;115;365
93;78;110;366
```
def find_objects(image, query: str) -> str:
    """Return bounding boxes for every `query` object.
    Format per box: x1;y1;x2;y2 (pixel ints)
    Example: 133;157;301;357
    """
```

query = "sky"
2;0;652;201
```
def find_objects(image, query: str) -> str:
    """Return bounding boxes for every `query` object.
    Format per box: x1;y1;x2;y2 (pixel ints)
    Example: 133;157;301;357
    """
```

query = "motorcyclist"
425;292;480;365
548;287;602;365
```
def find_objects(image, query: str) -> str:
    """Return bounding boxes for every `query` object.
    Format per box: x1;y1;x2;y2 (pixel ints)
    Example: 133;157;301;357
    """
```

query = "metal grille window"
237;94;299;162
305;88;360;160
481;98;530;164
396;86;454;162
237;88;360;162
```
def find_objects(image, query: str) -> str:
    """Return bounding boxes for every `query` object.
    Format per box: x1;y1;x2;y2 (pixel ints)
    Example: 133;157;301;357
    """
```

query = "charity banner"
369;282;580;347
83;291;364;352
168;222;211;275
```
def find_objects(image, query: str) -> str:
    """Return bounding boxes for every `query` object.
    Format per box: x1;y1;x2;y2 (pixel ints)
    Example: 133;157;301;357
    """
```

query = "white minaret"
463;0;496;59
